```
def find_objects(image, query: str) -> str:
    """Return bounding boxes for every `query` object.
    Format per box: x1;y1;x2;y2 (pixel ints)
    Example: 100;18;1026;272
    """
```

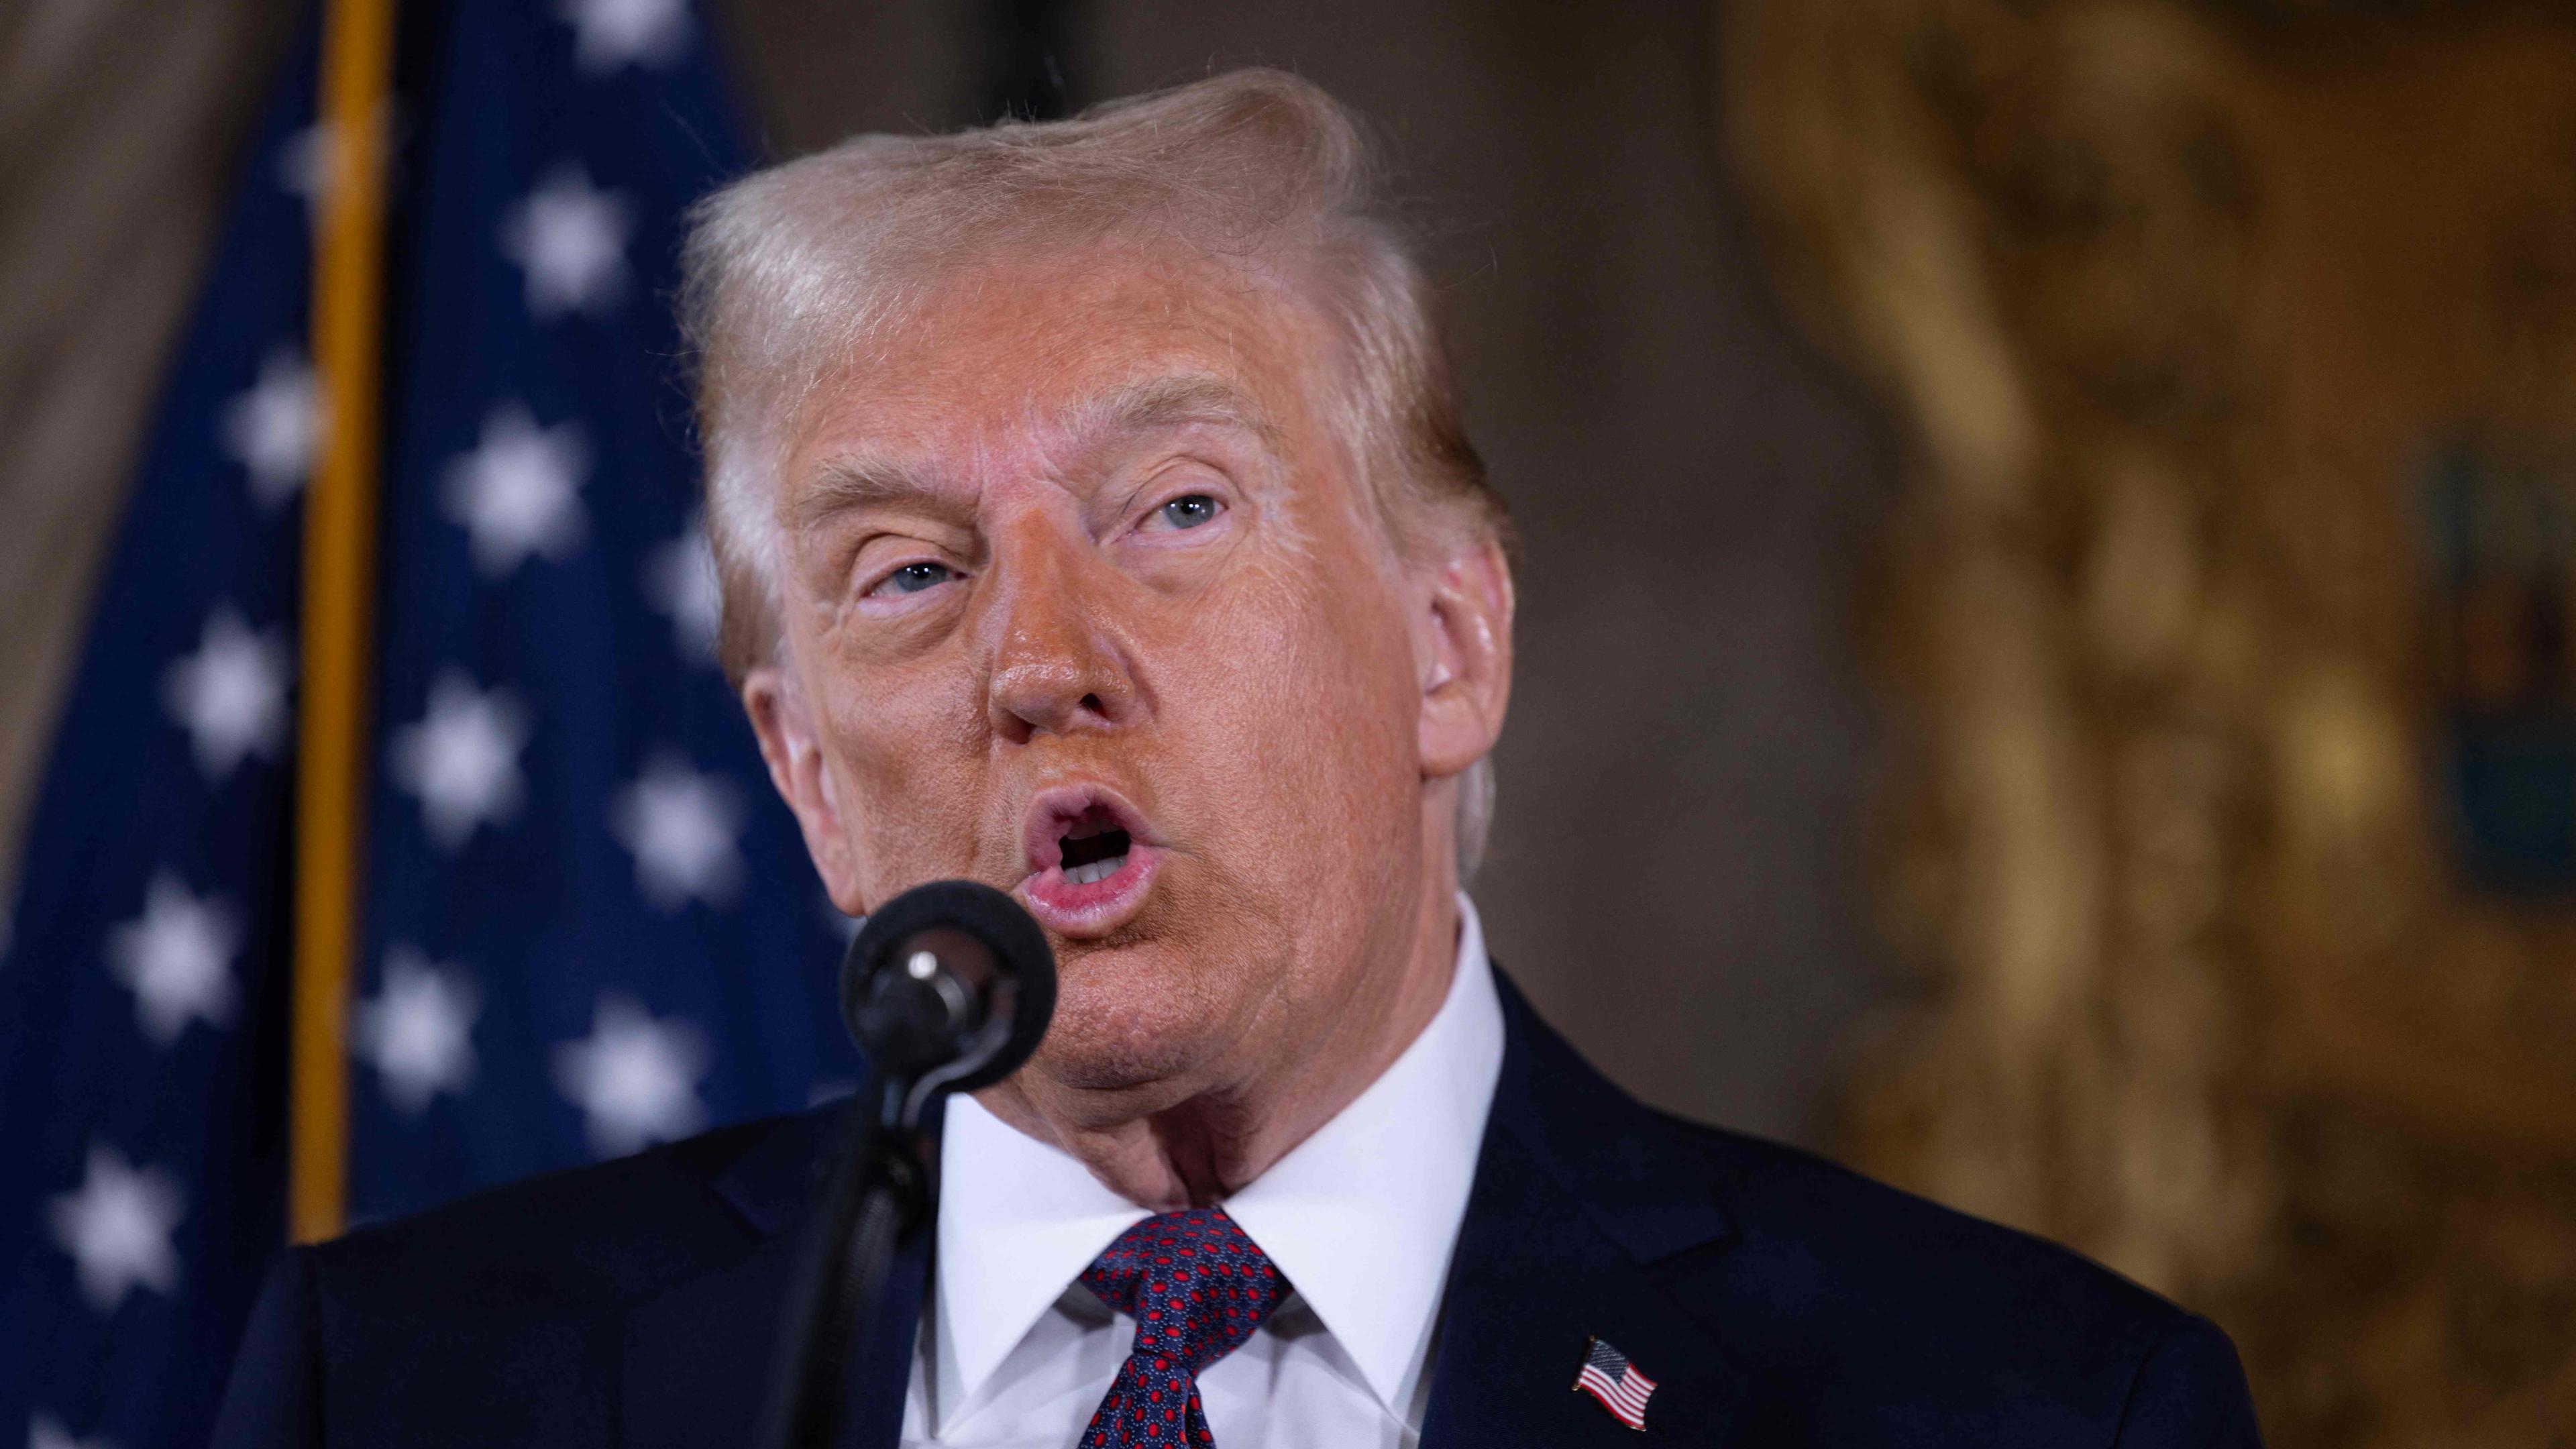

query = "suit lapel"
621;1222;807;1449
618;1102;934;1449
1421;975;1758;1446
617;978;1754;1447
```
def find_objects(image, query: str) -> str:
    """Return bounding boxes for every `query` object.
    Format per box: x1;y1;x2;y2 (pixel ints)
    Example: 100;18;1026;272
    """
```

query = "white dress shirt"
900;895;1505;1449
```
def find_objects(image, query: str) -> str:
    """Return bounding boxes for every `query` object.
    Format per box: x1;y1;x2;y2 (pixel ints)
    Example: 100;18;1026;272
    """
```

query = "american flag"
0;3;853;1444
1574;1334;1658;1431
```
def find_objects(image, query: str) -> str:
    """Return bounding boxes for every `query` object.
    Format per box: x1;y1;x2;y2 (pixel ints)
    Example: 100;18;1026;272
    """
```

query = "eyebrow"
790;370;1282;537
1061;371;1283;451
790;450;955;537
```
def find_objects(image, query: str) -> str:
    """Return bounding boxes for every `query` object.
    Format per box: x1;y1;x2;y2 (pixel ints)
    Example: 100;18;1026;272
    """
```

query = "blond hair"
678;68;1504;871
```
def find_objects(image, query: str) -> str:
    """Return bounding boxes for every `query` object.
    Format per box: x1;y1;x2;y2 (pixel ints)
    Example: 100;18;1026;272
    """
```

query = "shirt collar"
1220;894;1503;1413
933;893;1506;1417
935;1098;1147;1407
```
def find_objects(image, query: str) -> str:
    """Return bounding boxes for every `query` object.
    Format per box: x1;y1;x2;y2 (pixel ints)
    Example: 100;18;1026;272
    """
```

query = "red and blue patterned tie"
1078;1207;1288;1448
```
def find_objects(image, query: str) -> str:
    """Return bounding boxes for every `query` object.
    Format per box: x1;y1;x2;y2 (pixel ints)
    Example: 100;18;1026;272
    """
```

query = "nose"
979;517;1138;745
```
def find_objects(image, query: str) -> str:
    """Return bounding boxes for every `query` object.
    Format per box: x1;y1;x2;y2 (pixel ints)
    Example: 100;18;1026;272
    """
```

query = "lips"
1016;784;1164;936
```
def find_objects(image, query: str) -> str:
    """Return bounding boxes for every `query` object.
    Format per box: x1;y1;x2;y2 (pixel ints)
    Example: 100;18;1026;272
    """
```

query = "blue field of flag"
0;5;853;1443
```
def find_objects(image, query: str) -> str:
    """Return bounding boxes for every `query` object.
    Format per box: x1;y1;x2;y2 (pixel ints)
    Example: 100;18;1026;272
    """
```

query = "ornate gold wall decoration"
1726;2;2576;1442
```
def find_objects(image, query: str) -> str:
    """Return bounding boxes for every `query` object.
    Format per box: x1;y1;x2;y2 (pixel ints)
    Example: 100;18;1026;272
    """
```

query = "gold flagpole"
290;0;397;1245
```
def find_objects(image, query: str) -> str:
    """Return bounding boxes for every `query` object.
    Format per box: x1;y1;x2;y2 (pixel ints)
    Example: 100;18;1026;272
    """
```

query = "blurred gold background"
5;1;2573;1442
1731;2;2576;1441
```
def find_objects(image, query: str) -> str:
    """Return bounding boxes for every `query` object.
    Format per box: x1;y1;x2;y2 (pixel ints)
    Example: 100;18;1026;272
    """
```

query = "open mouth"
1057;808;1132;886
1019;785;1162;935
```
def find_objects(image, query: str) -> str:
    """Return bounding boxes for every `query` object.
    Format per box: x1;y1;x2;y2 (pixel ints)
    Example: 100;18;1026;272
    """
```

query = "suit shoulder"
308;1111;810;1319
1648;1103;2236;1413
1665;1113;2188;1342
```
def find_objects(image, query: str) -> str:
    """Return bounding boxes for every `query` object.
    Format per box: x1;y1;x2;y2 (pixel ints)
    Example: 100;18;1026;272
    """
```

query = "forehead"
792;244;1332;466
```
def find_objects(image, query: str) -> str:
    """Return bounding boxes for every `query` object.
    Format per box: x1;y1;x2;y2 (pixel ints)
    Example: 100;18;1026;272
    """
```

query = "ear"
741;662;865;913
1413;535;1514;780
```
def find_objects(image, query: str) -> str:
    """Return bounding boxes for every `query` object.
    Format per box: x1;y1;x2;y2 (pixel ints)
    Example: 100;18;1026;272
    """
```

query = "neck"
975;877;1462;1212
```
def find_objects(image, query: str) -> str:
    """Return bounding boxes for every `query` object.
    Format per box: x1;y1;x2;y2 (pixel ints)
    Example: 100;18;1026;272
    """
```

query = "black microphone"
839;879;1057;1126
765;880;1056;1449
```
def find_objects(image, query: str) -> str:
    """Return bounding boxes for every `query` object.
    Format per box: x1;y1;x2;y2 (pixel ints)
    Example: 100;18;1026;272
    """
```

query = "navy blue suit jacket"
212;977;2262;1446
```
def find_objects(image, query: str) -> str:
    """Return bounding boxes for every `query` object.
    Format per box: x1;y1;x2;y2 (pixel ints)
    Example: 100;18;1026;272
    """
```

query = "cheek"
816;657;991;890
1167;551;1421;846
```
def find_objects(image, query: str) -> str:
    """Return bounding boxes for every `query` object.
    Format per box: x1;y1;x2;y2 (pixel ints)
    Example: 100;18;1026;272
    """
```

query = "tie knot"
1079;1207;1287;1377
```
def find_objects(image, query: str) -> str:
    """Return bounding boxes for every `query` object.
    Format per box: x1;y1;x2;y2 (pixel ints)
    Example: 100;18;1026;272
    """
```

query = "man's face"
749;245;1465;1108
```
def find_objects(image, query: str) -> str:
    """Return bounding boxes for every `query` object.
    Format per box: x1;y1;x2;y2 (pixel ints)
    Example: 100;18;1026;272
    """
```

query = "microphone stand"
759;1072;936;1449
759;881;1055;1449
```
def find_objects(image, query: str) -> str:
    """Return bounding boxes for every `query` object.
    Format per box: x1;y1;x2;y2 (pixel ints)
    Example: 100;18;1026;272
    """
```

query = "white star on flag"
221;347;323;508
559;0;694;72
553;994;709;1157
358;945;481;1114
389;671;530;850
275;106;393;229
500;167;632;317
30;1414;111;1449
277;121;331;208
643;515;722;664
162;606;290;780
49;1143;184;1313
109;873;239;1046
612;755;746;910
443;403;590;577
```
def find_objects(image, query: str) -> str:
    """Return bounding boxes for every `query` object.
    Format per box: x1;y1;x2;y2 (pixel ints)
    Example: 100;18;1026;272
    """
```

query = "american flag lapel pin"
1572;1334;1657;1431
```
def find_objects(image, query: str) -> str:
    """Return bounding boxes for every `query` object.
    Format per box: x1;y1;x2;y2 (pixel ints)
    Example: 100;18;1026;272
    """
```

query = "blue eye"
1159;495;1220;530
883;561;954;595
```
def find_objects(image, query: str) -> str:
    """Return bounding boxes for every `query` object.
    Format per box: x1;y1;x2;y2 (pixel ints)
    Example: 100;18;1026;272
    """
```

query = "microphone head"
839;879;1055;1097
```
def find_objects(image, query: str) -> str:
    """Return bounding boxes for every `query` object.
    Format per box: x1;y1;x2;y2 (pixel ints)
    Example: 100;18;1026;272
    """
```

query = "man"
214;70;2262;1448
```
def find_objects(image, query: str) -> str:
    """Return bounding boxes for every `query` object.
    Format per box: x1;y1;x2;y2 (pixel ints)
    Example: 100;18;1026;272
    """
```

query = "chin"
1031;932;1243;1095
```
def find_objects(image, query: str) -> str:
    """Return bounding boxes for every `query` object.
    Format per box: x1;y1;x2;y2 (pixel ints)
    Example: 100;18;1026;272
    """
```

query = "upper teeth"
1064;856;1124;885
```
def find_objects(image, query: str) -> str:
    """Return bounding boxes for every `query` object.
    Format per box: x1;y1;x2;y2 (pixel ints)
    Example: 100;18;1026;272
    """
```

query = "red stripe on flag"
1575;1365;1650;1429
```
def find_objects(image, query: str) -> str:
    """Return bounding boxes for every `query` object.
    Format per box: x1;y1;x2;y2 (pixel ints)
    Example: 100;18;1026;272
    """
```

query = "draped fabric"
0;6;859;1444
